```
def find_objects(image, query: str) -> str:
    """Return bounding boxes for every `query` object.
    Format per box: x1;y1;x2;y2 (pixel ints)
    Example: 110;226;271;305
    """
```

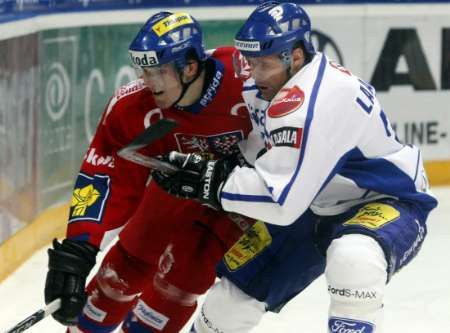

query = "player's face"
140;64;183;109
246;55;289;101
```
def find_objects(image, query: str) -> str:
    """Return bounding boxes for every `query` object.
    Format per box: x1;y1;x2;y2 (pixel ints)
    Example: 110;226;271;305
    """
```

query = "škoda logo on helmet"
129;51;159;67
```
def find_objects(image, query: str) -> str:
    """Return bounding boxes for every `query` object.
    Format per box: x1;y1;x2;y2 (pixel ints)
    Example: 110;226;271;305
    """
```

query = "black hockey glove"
152;152;236;210
45;238;98;326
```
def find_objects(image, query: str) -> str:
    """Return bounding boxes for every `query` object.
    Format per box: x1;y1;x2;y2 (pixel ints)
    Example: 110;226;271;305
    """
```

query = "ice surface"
1;187;449;332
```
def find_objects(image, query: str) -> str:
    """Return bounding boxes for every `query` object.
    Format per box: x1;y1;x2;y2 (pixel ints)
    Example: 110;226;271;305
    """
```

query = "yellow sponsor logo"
224;221;272;271
152;12;193;37
71;184;101;217
344;203;400;230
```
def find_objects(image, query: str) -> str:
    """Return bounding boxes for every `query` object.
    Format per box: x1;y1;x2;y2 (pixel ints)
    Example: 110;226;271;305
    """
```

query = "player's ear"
182;61;199;82
290;47;305;74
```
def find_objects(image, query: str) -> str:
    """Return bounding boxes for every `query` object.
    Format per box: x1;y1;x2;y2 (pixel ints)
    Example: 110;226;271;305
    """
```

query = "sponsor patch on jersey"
343;203;400;230
174;130;243;156
84;148;115;168
114;80;146;99
134;299;169;330
329;317;375;333
199;60;224;107
267;85;305;118
224;221;272;271
152;12;193;37
68;173;110;223
84;298;107;322
269;126;303;148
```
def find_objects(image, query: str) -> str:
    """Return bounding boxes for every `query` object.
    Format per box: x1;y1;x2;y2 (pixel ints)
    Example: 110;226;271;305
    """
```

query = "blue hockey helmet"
234;1;315;59
129;11;206;70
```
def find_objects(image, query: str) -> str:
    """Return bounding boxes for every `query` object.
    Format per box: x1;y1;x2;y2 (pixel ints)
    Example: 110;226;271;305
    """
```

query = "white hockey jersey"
221;53;437;226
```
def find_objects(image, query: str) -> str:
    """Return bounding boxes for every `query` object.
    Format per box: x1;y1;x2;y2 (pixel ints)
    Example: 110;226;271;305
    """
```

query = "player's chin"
258;86;276;101
153;92;172;109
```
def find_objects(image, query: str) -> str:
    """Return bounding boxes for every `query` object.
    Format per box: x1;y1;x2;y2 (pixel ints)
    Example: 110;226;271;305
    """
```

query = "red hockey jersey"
66;47;251;249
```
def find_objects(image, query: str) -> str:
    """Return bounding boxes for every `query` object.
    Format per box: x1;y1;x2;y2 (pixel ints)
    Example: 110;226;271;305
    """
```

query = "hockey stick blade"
3;298;61;333
119;118;178;154
118;118;179;173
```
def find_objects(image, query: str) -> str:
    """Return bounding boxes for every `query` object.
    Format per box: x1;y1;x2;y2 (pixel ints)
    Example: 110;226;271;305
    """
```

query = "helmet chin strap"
172;62;204;108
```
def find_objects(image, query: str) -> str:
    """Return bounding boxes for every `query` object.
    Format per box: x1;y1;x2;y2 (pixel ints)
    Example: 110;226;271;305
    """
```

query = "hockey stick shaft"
118;118;178;155
118;151;180;174
3;298;61;333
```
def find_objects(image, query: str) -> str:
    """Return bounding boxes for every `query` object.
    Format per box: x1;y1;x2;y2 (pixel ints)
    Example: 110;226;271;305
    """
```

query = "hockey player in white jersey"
152;2;438;332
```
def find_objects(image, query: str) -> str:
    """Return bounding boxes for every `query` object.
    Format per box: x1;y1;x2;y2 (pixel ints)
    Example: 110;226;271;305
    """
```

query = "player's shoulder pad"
324;58;362;95
104;79;146;123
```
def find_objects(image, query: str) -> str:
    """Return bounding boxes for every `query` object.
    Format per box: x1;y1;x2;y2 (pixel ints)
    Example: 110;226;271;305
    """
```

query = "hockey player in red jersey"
43;11;253;333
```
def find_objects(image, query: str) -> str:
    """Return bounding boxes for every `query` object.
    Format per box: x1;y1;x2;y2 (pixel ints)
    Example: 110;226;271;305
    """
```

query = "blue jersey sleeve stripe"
221;191;276;203
277;54;327;205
